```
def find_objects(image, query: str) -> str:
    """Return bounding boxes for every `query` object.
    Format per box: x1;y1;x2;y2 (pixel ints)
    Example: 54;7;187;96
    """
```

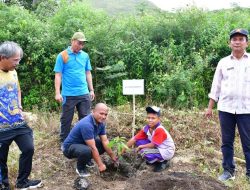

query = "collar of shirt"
67;46;82;55
144;122;161;133
230;51;249;60
90;114;105;128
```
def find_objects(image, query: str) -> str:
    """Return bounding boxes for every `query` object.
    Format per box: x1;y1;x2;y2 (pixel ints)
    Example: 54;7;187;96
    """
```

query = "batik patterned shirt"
0;70;24;132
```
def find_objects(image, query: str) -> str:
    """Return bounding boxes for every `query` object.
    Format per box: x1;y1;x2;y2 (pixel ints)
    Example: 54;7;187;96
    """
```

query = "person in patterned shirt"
123;106;175;172
0;41;42;190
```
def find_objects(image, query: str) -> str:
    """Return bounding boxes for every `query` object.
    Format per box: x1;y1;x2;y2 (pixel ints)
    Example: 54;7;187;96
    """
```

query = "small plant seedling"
108;136;129;157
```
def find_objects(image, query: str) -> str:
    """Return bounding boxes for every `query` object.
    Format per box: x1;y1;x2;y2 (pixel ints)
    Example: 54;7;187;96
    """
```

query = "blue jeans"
63;138;105;170
219;111;250;175
60;94;91;142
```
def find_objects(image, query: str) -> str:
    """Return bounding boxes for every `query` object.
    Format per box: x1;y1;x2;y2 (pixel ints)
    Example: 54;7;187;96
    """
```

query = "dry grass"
6;106;249;189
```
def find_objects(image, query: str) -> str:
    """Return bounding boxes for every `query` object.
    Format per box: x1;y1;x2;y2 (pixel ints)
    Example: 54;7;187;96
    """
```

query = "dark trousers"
0;126;34;186
60;95;91;142
63;138;105;170
219;111;250;175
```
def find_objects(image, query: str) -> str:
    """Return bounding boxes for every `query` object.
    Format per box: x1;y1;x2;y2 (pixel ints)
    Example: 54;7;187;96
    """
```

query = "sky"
148;0;250;11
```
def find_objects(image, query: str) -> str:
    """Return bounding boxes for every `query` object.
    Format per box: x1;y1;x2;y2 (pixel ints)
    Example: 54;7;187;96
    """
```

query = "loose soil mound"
91;152;228;190
125;171;227;190
100;152;144;181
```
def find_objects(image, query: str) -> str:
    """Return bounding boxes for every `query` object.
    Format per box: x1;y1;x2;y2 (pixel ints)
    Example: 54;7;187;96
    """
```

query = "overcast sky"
148;0;250;11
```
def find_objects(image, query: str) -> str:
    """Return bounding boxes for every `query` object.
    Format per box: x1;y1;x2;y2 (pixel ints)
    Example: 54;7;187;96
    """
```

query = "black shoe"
0;184;10;190
246;174;250;182
76;168;91;177
16;179;42;190
86;160;95;168
153;160;170;172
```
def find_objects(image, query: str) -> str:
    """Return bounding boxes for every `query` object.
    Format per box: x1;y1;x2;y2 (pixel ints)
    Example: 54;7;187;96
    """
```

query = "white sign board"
123;79;144;95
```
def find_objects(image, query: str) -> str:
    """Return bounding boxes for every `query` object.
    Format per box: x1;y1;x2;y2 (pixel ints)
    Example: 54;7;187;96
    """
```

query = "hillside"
87;0;159;15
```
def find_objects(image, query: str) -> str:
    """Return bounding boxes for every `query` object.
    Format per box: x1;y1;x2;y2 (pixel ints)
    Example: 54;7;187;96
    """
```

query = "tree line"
1;0;250;110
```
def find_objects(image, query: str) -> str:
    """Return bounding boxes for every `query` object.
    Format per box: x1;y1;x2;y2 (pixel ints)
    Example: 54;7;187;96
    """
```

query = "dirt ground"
33;149;227;190
9;109;230;190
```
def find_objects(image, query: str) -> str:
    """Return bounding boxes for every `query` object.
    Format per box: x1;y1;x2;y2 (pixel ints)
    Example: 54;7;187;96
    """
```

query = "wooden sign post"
122;79;144;137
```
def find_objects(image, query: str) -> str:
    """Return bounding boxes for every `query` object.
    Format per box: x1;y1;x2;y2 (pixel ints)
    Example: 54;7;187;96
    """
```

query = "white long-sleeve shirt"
209;52;250;114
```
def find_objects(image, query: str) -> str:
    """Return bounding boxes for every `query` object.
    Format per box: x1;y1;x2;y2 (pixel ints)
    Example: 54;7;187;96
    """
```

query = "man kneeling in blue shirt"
62;103;117;177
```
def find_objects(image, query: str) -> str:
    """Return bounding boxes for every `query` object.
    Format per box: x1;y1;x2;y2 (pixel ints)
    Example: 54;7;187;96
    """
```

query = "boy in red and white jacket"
124;106;175;172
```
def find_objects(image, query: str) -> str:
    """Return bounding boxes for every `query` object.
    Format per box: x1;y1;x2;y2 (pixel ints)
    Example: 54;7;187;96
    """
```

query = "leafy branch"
108;136;129;157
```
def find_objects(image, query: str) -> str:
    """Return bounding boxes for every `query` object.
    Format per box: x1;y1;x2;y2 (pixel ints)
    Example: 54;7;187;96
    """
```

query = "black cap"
230;28;249;39
146;106;161;116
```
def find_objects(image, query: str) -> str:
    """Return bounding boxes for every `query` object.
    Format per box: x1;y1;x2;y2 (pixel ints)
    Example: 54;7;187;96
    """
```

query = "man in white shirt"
205;28;250;182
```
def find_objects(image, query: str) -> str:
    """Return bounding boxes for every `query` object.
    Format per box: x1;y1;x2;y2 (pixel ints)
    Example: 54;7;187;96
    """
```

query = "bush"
1;1;250;110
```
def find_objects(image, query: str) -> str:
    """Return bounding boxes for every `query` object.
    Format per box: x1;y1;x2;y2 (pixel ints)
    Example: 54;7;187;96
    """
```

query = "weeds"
6;106;250;189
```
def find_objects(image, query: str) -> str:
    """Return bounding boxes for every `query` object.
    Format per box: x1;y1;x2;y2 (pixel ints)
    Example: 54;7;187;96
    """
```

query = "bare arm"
100;135;116;161
86;71;95;101
123;137;155;153
55;73;63;102
121;138;136;154
127;138;136;148
18;82;22;111
137;142;155;151
85;138;106;172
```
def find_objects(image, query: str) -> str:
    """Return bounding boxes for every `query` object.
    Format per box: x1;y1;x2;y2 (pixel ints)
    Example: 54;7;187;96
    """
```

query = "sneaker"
86;160;95;168
60;143;65;151
153;160;170;172
218;170;235;182
146;161;156;166
16;179;42;190
0;184;10;190
76;168;90;177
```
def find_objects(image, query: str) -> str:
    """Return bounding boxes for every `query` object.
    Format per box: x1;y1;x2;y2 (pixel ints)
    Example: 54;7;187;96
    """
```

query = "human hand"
205;108;213;118
98;163;106;172
111;156;119;167
89;91;95;101
111;155;118;162
55;94;63;103
121;148;127;155
136;145;143;152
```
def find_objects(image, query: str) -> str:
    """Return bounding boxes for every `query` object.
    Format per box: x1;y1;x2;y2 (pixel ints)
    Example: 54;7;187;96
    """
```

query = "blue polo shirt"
63;114;106;149
54;47;92;96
